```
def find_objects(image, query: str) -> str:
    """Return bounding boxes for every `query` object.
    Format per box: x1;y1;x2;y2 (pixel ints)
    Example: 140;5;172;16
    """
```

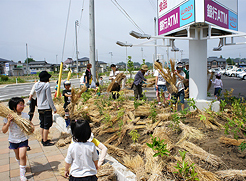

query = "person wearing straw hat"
132;64;148;100
35;71;57;146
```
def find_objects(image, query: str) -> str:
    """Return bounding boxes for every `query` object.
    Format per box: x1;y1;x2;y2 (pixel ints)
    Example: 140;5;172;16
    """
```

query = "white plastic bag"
90;80;96;88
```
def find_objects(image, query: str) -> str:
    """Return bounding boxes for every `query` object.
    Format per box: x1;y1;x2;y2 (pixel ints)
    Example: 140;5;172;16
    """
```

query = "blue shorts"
155;85;167;92
172;89;185;104
214;88;222;96
9;140;28;150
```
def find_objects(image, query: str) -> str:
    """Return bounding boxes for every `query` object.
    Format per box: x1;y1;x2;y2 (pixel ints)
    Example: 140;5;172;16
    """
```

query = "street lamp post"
109;52;113;65
75;20;79;78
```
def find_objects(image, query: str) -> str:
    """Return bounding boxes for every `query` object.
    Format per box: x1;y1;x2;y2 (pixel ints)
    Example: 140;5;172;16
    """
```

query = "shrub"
1;75;9;81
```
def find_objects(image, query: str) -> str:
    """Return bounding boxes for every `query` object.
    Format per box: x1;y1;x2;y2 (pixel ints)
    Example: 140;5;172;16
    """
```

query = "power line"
111;0;145;34
61;0;72;63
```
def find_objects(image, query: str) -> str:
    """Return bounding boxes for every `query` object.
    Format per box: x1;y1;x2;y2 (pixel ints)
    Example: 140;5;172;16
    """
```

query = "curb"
53;114;137;181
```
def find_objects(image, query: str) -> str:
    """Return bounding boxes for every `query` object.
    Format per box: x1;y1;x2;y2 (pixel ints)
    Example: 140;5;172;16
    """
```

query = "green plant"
220;99;227;111
103;113;112;126
187;98;197;110
174;150;199;181
117;109;125;120
134;99;141;109
146;135;170;157
81;92;92;102
148;102;157;123
118;119;124;131
170;113;180;130
129;130;140;143
199;114;206;121
207;92;211;97
239;141;246;152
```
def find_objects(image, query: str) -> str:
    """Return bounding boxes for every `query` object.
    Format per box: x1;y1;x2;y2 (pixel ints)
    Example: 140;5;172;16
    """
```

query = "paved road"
0;79;81;101
0;74;245;102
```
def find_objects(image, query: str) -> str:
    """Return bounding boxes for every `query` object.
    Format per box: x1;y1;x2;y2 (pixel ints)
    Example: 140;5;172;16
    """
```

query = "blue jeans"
172;89;185;104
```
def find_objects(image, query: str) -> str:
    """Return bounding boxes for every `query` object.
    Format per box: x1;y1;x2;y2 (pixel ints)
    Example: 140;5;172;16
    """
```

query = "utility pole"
141;47;143;62
126;41;128;72
109;52;113;64
154;17;157;72
89;0;96;81
180;50;183;61
75;20;79;78
26;43;28;75
56;55;58;71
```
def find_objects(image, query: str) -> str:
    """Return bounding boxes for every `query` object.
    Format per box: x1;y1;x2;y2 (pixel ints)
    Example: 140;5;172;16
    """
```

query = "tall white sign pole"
189;28;207;100
89;0;96;81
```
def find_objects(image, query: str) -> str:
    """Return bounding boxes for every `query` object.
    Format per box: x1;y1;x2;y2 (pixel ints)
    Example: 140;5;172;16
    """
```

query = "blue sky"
0;0;246;65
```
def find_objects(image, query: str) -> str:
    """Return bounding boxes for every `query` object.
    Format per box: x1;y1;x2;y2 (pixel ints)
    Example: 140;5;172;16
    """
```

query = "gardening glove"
26;100;31;105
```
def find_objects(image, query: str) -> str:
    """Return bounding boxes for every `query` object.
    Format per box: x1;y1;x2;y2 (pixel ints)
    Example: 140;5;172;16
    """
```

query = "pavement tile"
31;163;51;173
49;161;64;174
0;137;8;142
55;175;68;181
9;167;31;178
0;171;10;181
9;157;17;164
47;154;64;163
0;158;9;166
9;151;15;158
27;152;44;160
0;143;9;149
29;156;48;166
10;162;19;170
0;164;9;173
41;177;58;181
44;149;62;157
0;148;9;154
28;143;41;150
33;170;55;181
27;147;43;155
0;153;8;160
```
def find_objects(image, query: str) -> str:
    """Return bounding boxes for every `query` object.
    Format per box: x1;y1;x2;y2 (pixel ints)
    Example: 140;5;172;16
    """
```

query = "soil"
91;114;246;178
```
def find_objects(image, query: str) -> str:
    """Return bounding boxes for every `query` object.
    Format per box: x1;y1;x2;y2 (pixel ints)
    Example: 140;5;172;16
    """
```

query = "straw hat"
141;64;148;71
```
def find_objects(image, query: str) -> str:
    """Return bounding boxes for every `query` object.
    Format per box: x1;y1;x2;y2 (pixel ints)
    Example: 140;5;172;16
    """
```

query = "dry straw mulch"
0;103;34;135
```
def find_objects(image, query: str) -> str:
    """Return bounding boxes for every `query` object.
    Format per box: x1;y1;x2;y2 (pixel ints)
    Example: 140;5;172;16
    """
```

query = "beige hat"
141;64;148;71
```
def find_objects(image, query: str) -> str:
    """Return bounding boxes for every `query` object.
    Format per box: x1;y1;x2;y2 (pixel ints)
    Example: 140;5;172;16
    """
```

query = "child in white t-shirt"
2;97;34;181
65;119;99;180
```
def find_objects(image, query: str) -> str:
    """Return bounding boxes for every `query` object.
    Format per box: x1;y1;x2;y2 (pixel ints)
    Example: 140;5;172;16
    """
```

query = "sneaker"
20;176;27;181
27;146;31;151
41;139;51;144
42;141;54;146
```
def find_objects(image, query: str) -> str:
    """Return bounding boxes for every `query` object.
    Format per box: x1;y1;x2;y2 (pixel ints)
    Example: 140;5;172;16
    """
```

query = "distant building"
180;57;226;69
70;57;107;73
28;61;55;73
116;62;126;69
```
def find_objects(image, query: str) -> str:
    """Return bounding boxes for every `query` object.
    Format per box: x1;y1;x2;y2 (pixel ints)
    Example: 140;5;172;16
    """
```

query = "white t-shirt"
175;71;186;92
29;84;36;99
154;70;166;85
65;141;99;177
3;112;29;143
109;70;120;80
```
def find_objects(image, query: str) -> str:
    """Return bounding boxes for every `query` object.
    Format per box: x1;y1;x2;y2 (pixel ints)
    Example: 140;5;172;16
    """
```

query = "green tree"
226;57;234;65
25;58;35;64
127;56;134;78
142;59;146;66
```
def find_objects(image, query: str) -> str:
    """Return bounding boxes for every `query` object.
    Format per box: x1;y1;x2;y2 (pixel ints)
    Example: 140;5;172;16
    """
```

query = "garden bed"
54;87;246;181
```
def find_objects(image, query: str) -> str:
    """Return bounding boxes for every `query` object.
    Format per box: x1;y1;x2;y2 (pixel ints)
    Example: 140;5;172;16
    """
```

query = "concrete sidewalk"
0;100;68;181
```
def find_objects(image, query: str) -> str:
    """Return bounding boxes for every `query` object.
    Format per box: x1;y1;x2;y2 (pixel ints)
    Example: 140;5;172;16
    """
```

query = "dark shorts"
69;175;97;181
155;85;167;92
9;140;28;150
38;109;53;130
214;88;222;96
172;89;185;104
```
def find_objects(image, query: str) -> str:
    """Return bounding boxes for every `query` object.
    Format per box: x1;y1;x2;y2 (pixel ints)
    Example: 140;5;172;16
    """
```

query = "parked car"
228;68;245;77
219;69;226;75
238;69;246;80
224;65;236;76
209;68;221;74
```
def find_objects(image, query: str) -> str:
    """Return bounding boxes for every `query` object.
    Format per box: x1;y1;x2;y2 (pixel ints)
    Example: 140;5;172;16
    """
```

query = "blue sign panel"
180;0;195;27
229;11;238;31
